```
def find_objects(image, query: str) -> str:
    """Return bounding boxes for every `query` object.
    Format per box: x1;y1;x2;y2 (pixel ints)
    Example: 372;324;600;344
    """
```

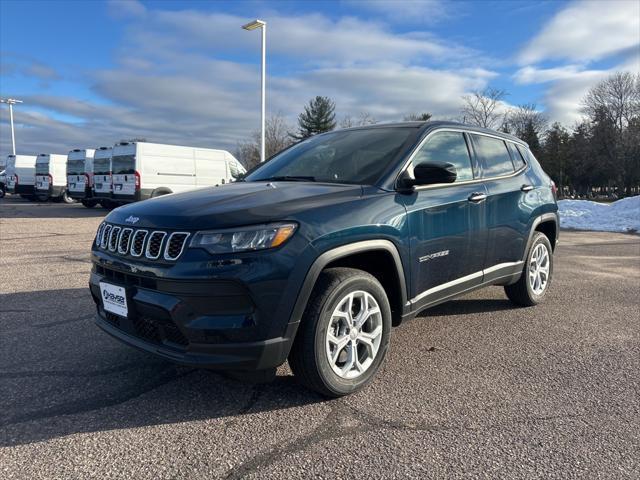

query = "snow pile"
558;196;640;233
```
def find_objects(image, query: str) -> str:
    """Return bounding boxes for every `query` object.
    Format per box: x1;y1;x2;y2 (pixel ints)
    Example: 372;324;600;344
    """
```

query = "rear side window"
411;131;474;182
507;143;526;170
471;134;515;178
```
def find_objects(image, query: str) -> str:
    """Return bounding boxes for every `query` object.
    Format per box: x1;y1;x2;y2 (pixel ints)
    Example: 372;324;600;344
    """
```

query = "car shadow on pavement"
0;288;324;448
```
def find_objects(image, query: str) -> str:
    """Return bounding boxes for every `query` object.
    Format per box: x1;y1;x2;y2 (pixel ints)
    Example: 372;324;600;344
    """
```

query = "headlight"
190;222;297;254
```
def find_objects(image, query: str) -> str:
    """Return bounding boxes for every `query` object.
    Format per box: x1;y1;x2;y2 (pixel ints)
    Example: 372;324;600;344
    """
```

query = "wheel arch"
290;240;408;328
151;187;173;198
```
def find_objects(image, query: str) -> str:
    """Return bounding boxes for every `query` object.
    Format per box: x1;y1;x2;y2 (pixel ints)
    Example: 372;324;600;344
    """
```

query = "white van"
67;148;98;207
110;141;246;203
35;154;74;203
0;156;7;198
6;155;37;198
92;146;114;206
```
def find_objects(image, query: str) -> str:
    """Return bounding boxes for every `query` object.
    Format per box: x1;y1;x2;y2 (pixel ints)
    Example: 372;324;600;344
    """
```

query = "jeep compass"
90;121;559;397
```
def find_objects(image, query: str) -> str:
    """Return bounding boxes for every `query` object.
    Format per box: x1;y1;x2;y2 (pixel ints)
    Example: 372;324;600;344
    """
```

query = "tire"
505;232;554;306
0;188;5;199
61;190;75;204
81;199;98;208
37;194;49;202
288;267;392;397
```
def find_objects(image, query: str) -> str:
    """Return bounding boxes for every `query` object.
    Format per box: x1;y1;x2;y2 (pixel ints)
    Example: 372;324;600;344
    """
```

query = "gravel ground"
1;196;639;479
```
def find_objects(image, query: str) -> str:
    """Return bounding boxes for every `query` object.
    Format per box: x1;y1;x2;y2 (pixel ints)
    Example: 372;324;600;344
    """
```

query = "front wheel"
505;232;553;306
288;267;392;397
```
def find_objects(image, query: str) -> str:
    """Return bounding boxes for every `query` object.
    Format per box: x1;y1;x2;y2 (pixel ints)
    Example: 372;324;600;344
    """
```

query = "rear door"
399;130;488;308
468;134;530;281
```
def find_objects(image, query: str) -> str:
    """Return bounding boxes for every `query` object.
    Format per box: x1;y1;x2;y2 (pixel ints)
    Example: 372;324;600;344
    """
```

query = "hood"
106;181;363;230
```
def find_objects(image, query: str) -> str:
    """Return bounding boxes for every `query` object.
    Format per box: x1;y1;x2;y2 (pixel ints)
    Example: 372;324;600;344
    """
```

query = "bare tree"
460;87;507;129
582;71;640;133
503;103;548;138
235;113;294;169
340;112;377;128
403;112;432;121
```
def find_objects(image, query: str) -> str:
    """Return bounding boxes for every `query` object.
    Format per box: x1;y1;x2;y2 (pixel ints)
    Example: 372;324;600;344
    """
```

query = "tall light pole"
242;19;266;163
0;98;23;155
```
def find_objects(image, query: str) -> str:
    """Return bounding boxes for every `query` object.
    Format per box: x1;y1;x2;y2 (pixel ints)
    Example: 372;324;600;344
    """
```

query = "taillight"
551;181;558;200
134;170;141;190
15;174;19;185
48;174;53;184
85;173;91;186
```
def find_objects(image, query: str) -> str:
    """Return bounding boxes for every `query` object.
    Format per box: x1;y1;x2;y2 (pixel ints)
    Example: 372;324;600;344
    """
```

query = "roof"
339;120;528;147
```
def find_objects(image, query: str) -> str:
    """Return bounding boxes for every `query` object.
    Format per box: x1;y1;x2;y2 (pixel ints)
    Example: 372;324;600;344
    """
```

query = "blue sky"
0;0;638;156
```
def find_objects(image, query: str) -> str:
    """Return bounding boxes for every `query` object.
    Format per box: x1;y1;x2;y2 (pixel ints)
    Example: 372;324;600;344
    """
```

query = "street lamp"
0;98;23;155
242;19;266;163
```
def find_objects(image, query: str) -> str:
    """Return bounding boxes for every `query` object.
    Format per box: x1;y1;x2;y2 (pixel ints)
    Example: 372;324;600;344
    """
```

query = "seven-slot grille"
95;222;190;261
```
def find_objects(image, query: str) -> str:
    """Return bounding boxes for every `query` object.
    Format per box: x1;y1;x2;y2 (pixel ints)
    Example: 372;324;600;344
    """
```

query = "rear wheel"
81;199;98;208
288;267;391;397
505;232;553;306
61;190;75;204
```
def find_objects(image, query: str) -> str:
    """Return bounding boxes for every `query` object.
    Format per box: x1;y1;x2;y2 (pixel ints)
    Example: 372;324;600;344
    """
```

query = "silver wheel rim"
529;243;550;295
325;290;383;380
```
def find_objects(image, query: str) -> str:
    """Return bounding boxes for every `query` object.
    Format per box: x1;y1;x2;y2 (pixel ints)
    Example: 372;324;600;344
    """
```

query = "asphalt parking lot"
1;195;639;479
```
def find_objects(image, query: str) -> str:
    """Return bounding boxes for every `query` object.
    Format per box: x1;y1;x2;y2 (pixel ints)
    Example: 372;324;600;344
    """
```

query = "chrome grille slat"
145;231;166;260
118;228;133;254
130;230;148;257
100;225;112;249
108;226;121;252
95;223;188;261
164;232;190;261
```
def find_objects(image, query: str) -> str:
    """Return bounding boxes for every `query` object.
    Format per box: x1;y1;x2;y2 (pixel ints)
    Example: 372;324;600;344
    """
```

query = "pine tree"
293;96;336;139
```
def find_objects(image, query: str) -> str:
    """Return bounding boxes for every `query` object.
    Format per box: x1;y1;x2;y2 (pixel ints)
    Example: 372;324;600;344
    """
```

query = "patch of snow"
558;196;640;233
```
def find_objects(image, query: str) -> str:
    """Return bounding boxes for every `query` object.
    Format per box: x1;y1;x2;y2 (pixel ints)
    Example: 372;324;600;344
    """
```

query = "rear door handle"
468;192;487;203
521;184;534;192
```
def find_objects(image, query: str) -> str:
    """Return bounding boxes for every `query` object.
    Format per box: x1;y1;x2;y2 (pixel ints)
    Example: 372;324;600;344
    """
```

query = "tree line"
236;71;639;198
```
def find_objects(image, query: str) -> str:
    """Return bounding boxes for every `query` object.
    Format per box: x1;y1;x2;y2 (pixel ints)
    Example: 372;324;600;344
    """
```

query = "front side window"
410;131;474;182
471;134;515;178
245;127;415;185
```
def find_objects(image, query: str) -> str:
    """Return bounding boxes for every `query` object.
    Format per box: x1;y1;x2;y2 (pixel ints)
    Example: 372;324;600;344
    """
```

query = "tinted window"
507;142;526;170
411;131;473;182
246;127;415;185
471;135;515;177
36;162;49;175
67;159;85;175
94;157;111;175
112;155;135;174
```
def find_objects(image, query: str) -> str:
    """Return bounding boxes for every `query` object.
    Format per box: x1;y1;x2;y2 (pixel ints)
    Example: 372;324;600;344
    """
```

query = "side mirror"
398;161;457;190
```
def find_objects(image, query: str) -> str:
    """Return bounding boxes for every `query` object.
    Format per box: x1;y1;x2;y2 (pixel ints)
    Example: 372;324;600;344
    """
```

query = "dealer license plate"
100;282;128;317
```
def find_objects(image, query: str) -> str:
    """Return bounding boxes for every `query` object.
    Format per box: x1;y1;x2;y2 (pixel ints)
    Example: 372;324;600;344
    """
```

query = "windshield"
67;159;85;175
94;157;111;175
245;127;415;185
112;154;135;174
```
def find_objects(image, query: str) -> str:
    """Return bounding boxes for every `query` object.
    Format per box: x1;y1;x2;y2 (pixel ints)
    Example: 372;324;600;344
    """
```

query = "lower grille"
132;316;189;347
105;312;121;327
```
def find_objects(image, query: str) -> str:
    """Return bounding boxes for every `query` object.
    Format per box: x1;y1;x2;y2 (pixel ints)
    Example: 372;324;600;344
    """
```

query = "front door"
399;130;488;310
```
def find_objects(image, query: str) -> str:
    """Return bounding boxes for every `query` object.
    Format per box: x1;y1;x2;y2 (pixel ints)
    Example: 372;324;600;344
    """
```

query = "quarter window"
507;142;526;170
471;134;515;178
411;131;474;182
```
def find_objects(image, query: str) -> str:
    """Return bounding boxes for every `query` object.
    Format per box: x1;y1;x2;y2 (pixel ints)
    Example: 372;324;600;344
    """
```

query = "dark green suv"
90;121;559;397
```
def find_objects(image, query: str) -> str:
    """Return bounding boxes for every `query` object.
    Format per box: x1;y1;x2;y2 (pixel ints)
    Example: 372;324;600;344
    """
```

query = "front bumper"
89;263;298;370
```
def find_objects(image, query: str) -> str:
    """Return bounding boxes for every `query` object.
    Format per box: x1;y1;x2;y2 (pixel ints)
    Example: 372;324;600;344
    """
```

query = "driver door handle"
468;192;487;203
521;184;534;192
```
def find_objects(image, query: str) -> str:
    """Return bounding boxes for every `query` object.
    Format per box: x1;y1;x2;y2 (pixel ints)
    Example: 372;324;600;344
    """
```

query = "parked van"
92;146;114;208
67;148;98;207
110;141;246;203
0;156;7;198
6;155;37;199
35;154;74;203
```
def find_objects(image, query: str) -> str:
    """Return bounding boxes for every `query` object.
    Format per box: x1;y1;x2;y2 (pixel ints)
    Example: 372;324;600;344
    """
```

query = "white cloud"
107;0;146;19
518;0;640;65
344;0;452;24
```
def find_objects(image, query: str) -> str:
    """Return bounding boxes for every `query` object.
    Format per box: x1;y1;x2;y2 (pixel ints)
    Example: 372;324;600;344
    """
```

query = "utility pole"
242;19;267;163
1;98;23;155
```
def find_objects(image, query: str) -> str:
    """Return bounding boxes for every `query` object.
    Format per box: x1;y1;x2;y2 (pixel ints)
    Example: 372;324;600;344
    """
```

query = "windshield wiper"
261;175;316;182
